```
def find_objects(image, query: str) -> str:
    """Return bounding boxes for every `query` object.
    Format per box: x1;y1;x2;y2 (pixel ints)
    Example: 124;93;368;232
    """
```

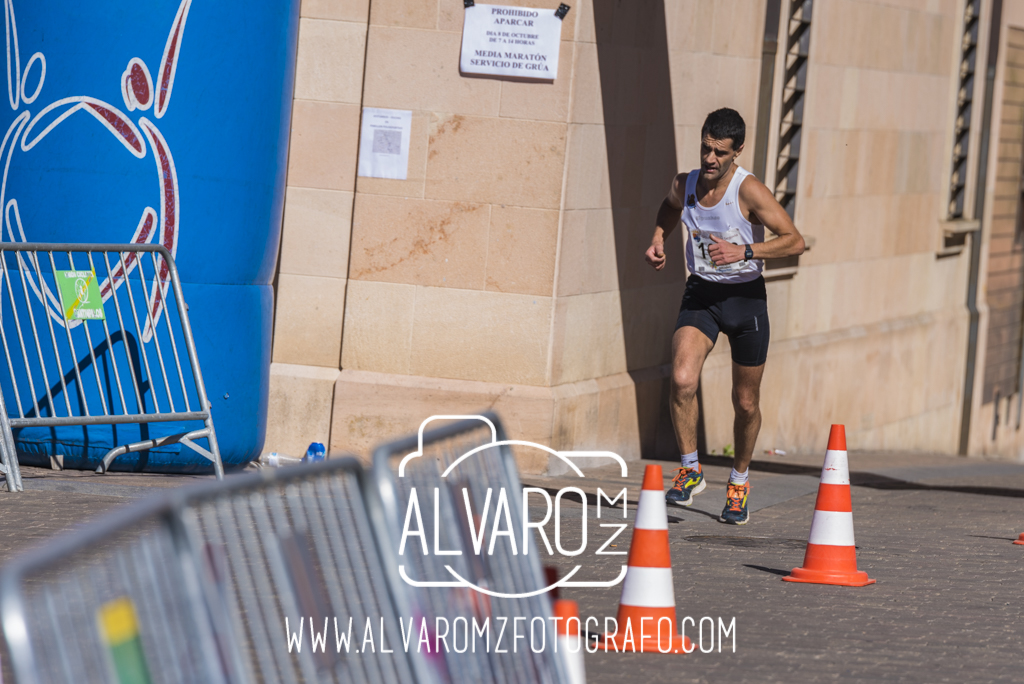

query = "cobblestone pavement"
526;451;1024;684
0;466;212;565
0;452;1022;683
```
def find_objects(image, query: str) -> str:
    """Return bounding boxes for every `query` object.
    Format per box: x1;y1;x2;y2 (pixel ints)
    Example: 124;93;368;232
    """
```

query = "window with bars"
757;0;814;279
774;0;812;220
949;0;980;220
940;0;982;256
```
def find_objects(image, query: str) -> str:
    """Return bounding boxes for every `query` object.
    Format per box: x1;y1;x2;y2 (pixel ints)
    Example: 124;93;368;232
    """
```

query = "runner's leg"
731;360;765;474
670;326;715;454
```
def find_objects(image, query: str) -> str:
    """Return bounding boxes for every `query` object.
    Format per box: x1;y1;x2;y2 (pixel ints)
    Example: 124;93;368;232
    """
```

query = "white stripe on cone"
807;510;856;547
558;636;586;684
634;490;669;530
620;567;675;608
820;449;850;485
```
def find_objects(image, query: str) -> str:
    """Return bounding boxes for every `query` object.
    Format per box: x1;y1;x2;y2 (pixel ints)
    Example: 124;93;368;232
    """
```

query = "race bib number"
690;227;746;274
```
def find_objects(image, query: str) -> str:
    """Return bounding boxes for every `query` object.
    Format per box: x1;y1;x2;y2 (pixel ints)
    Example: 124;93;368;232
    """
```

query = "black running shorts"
675;275;770;367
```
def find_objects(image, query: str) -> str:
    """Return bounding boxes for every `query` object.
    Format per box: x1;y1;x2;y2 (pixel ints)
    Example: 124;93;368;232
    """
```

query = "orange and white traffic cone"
604;464;692;653
553;599;586;684
783;425;875;587
1013;533;1024;546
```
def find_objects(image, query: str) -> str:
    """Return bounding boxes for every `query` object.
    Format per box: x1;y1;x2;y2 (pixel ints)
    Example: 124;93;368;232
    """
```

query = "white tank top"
682;165;765;284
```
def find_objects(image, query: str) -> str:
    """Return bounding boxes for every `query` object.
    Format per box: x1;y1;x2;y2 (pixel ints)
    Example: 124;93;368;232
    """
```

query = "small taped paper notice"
357;108;412;180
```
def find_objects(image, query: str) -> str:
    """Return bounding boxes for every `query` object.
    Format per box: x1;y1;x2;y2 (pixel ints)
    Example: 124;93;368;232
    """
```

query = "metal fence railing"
0;243;223;490
180;457;434;684
0;457;440;684
369;414;572;684
0;492;237;683
0;415;580;683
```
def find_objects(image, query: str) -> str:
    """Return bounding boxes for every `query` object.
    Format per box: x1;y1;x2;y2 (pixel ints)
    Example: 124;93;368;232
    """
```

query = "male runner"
645;108;805;524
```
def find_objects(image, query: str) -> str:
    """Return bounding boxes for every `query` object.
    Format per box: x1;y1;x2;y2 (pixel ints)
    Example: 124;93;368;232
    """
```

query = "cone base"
601;633;693;654
783;566;875;587
1013;534;1024;546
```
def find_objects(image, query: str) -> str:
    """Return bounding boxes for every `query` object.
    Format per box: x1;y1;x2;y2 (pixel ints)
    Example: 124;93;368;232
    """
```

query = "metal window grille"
774;0;814;219
950;0;982;220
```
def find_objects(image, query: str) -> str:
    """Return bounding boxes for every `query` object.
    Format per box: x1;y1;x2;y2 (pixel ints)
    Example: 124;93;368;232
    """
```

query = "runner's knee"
731;387;759;416
672;367;700;399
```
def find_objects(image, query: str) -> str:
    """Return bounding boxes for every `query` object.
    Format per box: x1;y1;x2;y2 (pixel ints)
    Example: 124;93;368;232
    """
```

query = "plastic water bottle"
259;452;302;468
303;442;326;463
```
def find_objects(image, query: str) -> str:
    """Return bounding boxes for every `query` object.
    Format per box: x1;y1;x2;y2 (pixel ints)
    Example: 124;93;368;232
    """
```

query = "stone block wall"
263;0;1000;466
969;0;1024;459
263;0;370;457
698;0;971;456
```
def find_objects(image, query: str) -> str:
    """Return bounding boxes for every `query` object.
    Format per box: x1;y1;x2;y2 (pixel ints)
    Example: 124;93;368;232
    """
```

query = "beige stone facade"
266;0;1024;468
968;0;1024;458
704;0;971;455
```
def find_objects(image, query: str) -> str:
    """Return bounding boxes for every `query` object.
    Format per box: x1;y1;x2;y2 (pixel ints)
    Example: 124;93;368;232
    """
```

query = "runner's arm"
646;174;686;271
708;176;805;265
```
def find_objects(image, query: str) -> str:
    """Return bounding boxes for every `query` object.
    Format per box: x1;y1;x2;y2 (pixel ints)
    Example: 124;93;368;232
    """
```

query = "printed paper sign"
56;269;105;321
357;108;413;180
460;3;563;80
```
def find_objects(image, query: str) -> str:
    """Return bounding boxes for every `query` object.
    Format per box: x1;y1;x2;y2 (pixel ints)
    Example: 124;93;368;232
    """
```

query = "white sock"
729;468;749;485
681;450;699;468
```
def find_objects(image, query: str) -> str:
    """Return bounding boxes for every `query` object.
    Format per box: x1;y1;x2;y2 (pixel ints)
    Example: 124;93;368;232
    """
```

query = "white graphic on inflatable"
0;0;190;342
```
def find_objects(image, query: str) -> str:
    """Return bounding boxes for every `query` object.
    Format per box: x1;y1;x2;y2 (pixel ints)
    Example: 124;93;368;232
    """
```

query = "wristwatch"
744;244;754;261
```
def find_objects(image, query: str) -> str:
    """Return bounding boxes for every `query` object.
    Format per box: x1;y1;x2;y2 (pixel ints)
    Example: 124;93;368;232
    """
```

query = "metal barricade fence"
0;493;238;684
0;457;439;684
0;243;223;491
180;457;435;684
369;414;572;684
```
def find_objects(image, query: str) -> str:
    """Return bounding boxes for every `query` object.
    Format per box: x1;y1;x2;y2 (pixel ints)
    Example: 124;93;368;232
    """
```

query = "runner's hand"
708;235;744;266
645;242;666;270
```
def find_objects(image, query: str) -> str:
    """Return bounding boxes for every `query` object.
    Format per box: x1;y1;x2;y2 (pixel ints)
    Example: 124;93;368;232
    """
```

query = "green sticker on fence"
55;269;105;321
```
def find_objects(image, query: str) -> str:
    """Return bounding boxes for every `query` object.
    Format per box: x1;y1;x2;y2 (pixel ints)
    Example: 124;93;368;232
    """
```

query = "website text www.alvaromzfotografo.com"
285;615;737;655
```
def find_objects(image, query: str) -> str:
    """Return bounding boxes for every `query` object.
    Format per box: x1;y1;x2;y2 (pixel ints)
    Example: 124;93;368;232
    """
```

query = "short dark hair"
701;108;746;150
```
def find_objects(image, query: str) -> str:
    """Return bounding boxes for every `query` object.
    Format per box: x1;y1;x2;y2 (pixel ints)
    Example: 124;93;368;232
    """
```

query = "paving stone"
528;453;1024;683
0;452;1022;682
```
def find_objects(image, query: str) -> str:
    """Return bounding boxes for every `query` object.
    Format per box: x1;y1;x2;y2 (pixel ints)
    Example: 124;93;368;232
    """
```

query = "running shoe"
666;464;706;507
719;481;750;525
